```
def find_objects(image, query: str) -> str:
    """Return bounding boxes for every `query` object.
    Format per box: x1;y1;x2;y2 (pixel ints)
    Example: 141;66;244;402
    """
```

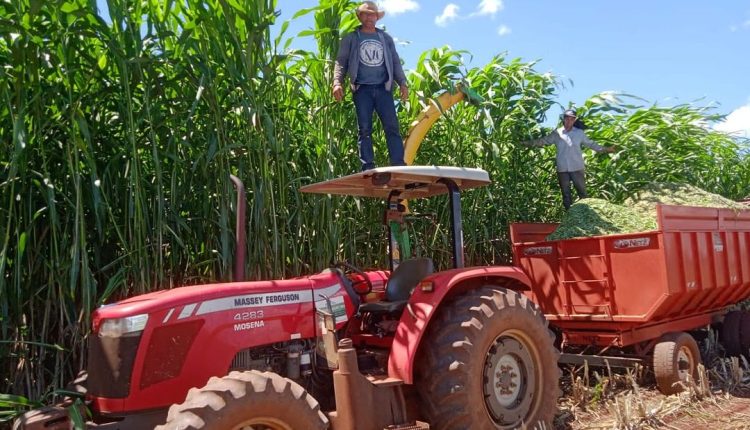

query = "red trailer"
510;204;750;394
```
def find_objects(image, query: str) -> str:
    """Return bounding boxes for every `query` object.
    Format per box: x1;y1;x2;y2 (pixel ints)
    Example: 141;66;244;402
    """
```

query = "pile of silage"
546;183;744;241
624;182;746;219
546;198;657;241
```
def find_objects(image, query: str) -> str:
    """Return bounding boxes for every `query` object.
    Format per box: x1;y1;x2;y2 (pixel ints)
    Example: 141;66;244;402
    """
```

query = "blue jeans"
557;170;587;209
353;84;405;171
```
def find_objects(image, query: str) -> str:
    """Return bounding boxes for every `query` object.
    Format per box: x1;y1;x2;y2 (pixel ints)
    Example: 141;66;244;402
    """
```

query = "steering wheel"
332;261;373;295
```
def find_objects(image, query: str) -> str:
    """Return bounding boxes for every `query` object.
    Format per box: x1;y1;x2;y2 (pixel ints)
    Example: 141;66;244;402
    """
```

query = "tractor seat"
359;258;434;314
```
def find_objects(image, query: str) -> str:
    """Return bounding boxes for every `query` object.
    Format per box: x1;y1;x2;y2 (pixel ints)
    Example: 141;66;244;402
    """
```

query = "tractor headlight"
99;314;149;337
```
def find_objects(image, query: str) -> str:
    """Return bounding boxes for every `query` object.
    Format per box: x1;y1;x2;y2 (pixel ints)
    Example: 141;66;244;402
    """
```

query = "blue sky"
275;0;750;136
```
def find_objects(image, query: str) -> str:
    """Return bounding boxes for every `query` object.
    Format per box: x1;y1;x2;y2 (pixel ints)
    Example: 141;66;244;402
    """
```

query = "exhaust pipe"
230;175;246;281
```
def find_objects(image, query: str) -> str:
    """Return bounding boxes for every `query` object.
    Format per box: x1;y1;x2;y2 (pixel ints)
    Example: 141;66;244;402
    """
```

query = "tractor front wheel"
416;286;560;430
155;370;329;430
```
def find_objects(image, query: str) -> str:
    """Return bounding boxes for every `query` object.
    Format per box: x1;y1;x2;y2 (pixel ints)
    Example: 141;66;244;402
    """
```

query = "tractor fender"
387;265;532;384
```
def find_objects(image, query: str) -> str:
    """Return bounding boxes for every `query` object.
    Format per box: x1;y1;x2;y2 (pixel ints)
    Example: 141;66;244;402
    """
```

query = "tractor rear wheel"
653;332;701;395
155;370;329;430
416;286;560;430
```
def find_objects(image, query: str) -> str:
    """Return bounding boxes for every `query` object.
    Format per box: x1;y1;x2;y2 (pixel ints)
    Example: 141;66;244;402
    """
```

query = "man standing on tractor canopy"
522;109;616;210
333;1;409;171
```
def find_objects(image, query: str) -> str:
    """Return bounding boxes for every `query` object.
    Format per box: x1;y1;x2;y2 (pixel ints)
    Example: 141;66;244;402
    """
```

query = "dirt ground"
555;390;750;430
663;397;750;430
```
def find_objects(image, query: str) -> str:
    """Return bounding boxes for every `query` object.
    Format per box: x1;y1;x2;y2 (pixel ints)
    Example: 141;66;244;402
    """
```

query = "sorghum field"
1;0;749;427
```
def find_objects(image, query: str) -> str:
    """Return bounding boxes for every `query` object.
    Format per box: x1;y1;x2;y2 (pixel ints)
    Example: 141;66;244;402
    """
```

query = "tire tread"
415;286;560;430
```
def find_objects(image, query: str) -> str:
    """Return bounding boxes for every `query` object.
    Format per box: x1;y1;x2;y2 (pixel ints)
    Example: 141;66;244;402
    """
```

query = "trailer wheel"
416;286;560;430
741;312;750;356
721;310;744;357
154;370;329;430
653;332;701;395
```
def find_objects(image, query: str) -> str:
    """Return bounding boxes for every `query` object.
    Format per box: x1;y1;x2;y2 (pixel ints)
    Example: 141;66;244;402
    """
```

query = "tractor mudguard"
387;265;532;384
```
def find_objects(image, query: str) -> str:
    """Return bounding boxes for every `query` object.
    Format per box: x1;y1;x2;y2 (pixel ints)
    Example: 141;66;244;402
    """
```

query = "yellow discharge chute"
403;83;480;165
399;83;481;214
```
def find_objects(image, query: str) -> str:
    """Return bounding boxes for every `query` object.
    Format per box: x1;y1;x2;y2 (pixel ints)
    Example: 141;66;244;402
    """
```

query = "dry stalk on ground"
558;334;750;430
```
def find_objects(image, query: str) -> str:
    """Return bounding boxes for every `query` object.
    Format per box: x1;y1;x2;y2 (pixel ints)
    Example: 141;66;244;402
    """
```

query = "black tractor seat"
359;258;434;314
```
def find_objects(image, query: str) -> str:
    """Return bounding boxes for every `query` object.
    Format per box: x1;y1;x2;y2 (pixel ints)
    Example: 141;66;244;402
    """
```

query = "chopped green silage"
546;183;744;241
546;198;657;241
624;182;745;219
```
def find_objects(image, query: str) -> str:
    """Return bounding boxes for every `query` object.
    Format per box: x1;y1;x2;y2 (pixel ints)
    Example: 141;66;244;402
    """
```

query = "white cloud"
475;0;504;17
714;104;750;138
730;19;750;31
435;0;505;27
435;4;460;27
497;24;511;36
379;0;419;16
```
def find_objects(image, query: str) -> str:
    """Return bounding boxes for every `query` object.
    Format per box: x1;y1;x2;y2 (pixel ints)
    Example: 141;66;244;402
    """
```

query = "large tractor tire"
653;332;701;395
416;286;561;430
12;372;89;430
721;310;744;357
155;370;329;430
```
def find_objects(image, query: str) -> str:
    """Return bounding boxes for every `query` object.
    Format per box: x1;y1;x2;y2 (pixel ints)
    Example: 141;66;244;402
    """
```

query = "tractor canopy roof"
300;166;490;199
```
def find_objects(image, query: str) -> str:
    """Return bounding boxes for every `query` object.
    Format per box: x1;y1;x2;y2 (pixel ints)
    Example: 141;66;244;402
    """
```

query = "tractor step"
385;421;430;429
367;375;404;387
330;339;425;430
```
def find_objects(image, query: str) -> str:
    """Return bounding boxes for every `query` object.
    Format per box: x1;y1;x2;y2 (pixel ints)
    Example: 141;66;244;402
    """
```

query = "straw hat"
356;1;385;20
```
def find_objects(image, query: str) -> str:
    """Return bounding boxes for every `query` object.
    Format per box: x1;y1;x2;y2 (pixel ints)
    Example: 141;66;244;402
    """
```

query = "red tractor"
15;166;560;430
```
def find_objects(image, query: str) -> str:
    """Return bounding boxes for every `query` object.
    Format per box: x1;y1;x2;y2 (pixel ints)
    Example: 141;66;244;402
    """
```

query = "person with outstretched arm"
522;109;616;209
332;1;409;171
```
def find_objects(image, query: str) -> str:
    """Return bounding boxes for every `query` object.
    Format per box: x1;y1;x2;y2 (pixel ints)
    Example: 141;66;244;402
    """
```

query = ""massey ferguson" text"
233;293;301;307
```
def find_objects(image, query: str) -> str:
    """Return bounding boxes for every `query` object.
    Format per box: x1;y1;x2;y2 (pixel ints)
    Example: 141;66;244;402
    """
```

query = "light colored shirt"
525;127;605;172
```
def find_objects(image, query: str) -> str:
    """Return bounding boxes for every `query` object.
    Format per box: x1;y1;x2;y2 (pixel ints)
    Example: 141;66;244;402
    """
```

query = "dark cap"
563;109;577;118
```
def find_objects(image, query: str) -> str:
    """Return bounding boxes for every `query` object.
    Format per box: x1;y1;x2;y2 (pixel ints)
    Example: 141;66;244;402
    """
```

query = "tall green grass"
0;0;747;407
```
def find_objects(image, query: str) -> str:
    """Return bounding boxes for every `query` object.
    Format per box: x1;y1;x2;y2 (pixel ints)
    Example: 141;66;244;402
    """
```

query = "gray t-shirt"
355;32;387;85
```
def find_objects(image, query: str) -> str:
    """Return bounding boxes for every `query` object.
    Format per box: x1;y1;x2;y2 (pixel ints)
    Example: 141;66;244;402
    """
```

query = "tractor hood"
94;278;316;323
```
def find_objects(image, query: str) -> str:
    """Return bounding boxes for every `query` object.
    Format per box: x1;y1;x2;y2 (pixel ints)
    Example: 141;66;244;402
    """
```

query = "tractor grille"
87;333;141;398
140;320;204;389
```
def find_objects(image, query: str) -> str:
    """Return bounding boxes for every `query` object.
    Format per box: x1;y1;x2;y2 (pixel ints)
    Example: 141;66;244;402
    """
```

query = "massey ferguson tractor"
15;166;561;430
